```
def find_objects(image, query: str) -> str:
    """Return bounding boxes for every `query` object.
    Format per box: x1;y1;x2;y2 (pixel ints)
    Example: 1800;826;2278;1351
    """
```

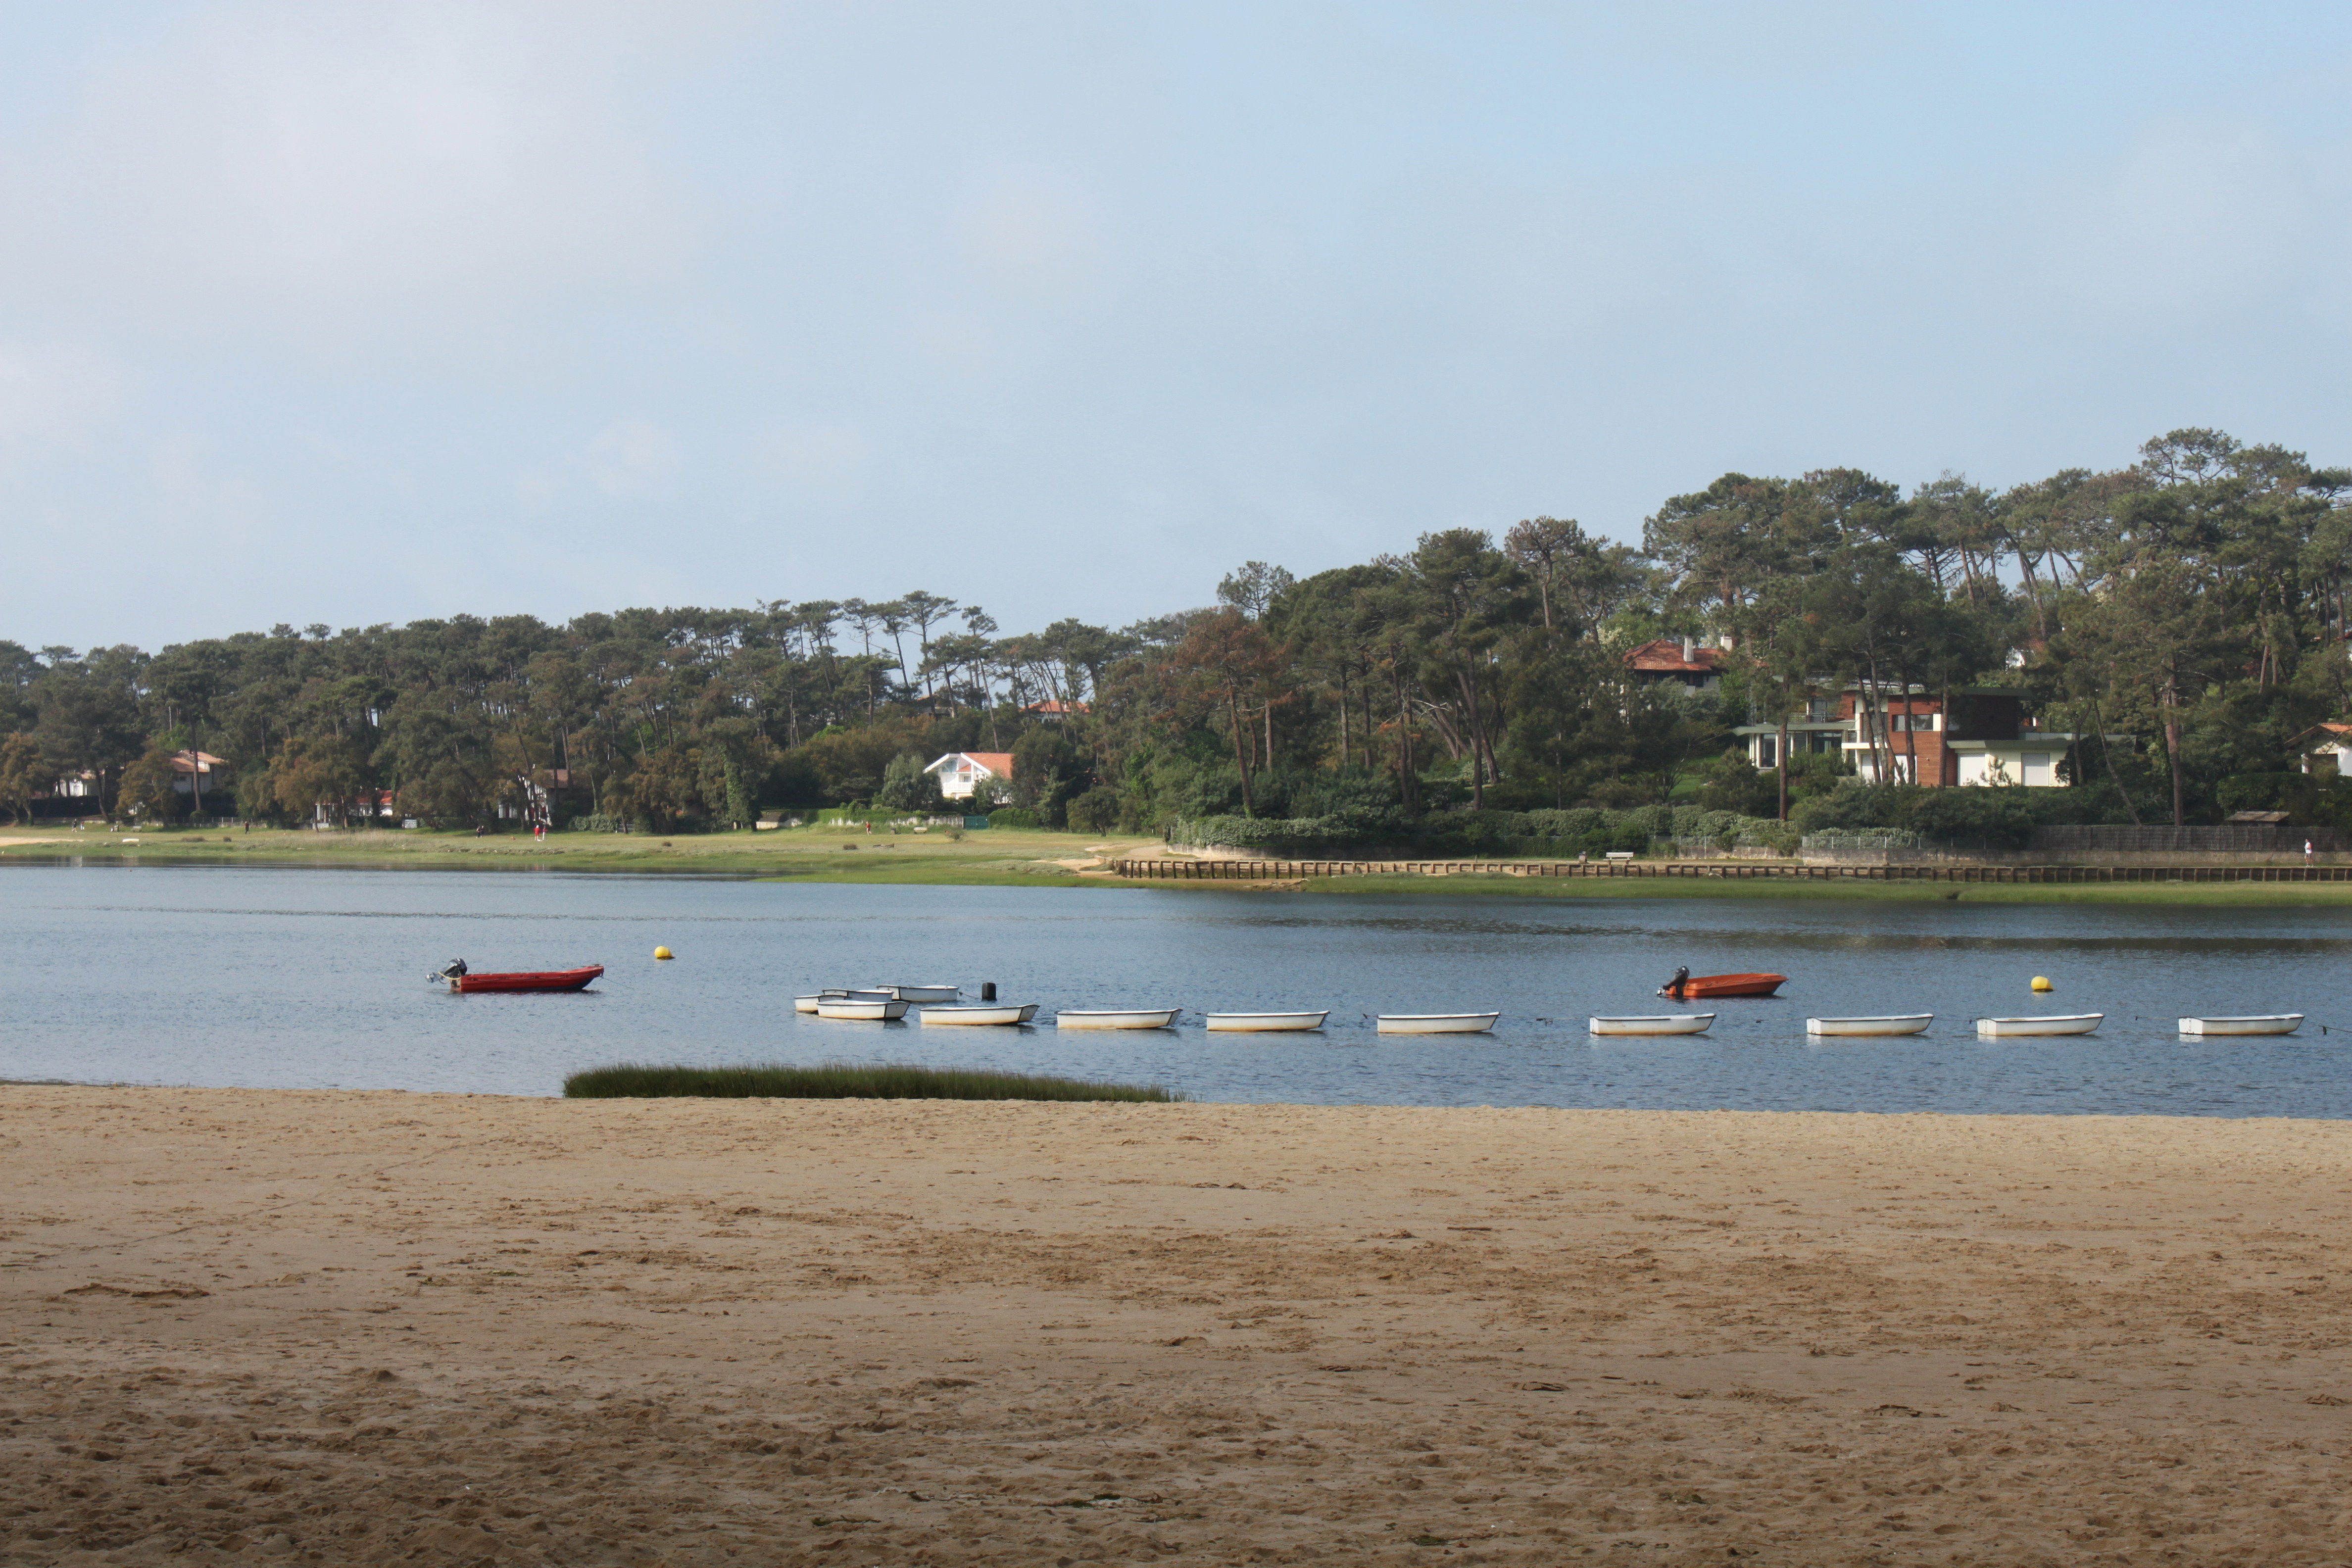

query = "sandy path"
4;1090;2351;1565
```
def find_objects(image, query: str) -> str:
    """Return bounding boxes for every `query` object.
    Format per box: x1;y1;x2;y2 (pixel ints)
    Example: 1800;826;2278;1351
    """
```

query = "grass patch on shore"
11;825;2351;905
1296;873;2352;906
0;822;1144;887
563;1061;1184;1102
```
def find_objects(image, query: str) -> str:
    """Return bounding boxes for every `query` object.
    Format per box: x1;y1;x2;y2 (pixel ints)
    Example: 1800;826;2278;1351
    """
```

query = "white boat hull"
816;998;911;1021
920;1003;1039;1026
794;989;892;1014
2179;1015;2303;1036
1376;1013;1500;1035
871;984;961;1004
1205;1011;1329;1032
1056;1008;1180;1030
1806;1015;1933;1037
1588;1014;1715;1036
1976;1014;2103;1037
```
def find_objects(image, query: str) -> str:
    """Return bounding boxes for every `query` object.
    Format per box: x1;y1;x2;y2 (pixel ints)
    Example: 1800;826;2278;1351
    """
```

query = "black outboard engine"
1661;965;1690;999
439;959;469;980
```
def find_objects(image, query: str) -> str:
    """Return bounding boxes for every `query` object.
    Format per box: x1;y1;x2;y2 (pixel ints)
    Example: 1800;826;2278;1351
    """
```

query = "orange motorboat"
1659;967;1786;1000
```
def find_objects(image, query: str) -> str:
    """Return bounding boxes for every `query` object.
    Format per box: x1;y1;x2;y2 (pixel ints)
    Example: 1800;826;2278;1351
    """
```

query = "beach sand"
5;1089;2350;1565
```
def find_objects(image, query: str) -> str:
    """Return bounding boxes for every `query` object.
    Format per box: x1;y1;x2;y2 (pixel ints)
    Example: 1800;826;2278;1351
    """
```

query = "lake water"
3;864;2350;1116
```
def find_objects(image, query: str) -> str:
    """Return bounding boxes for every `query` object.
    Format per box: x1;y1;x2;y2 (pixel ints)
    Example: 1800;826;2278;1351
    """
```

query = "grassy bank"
5;823;2349;906
1296;872;2352;907
0;822;1154;886
564;1062;1183;1102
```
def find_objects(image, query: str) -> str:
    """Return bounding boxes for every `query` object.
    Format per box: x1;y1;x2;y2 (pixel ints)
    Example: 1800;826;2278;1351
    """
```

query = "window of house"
1756;735;1777;768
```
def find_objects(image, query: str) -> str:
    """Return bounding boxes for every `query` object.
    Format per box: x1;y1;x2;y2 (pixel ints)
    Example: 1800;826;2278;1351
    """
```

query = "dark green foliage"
2215;772;2352;831
987;806;1043;829
1796;780;2117;848
562;1062;1181;1102
1065;785;1128;833
10;426;2343;838
1164;799;1796;857
1903;786;2041;848
875;751;945;813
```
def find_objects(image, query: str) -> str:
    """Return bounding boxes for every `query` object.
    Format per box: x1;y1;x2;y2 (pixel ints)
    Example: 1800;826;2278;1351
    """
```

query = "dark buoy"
980;981;997;1001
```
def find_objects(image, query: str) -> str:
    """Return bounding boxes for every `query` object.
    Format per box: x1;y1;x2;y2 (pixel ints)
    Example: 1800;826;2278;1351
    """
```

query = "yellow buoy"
2031;975;2053;992
654;946;674;961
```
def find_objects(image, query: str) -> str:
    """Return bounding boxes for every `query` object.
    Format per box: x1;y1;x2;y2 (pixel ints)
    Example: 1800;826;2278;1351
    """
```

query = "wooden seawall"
1114;858;2352;885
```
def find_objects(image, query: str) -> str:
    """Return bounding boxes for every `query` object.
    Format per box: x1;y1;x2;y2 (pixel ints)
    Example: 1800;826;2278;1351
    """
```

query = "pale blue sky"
1;2;2346;648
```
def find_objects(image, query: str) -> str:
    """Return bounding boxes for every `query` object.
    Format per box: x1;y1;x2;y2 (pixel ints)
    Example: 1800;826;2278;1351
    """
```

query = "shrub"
1905;786;2039;848
987;806;1043;830
1065;786;1127;834
874;751;945;813
563;1062;1181;1102
1790;781;1914;833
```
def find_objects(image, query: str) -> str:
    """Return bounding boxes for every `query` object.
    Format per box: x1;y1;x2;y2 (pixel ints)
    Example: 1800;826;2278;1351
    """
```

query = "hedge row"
1165;804;1798;857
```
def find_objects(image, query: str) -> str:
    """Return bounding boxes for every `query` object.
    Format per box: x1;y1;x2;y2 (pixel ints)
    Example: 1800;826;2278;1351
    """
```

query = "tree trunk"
1394;667;1417;812
2162;675;2185;828
1336;665;1350;767
1457;664;1486;810
2088;698;2141;825
1776;708;1789;821
1229;690;1255;818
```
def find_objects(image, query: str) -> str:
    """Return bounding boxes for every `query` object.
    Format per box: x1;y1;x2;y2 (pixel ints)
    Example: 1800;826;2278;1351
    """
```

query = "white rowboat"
1806;1015;1933;1037
919;1003;1039;1026
1588;1014;1714;1036
2179;1015;2304;1036
869;983;961;1004
794;989;893;1014
1376;1013;1501;1035
816;997;911;1021
1975;1013;2103;1038
1204;1011;1330;1032
1056;1008;1181;1030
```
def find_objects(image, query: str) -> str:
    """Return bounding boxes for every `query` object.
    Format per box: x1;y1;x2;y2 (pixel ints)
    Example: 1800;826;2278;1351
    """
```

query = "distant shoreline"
6;825;2352;905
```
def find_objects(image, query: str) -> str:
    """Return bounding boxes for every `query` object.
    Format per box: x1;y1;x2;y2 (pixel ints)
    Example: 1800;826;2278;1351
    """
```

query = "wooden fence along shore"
1114;858;2352;885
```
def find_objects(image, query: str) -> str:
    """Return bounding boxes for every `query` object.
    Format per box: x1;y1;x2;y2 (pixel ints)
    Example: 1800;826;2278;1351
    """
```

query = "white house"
922;751;1015;801
2295;723;2352;776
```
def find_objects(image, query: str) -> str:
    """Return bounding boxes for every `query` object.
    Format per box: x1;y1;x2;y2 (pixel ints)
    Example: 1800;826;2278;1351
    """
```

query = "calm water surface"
3;864;2349;1115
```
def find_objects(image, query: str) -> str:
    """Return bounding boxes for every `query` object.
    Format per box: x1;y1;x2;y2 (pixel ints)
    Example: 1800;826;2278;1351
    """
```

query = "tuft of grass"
562;1061;1184;1103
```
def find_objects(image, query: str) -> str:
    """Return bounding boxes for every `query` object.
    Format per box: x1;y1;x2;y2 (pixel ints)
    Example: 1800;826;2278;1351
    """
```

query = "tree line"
3;427;2346;836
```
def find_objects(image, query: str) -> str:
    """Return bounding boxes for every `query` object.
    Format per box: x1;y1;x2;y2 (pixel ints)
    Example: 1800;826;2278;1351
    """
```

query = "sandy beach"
5;1090;2351;1565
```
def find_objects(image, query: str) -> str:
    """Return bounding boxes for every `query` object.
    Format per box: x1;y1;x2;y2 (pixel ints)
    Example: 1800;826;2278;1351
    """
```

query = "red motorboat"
438;964;604;994
1659;968;1786;1000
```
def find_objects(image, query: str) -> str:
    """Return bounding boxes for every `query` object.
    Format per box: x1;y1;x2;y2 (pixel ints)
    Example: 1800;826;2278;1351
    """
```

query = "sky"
0;1;2347;651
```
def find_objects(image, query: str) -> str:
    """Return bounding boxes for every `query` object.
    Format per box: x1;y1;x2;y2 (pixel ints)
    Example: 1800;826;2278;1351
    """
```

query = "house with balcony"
1735;688;2090;787
923;751;1015;800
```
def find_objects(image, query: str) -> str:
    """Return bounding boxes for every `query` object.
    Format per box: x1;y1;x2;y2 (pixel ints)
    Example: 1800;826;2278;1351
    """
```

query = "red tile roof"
1622;637;1727;674
933;752;1015;777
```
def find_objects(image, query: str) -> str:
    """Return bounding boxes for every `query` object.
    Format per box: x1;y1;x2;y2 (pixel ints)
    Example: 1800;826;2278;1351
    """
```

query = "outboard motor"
440;959;469;980
1661;965;1690;1000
